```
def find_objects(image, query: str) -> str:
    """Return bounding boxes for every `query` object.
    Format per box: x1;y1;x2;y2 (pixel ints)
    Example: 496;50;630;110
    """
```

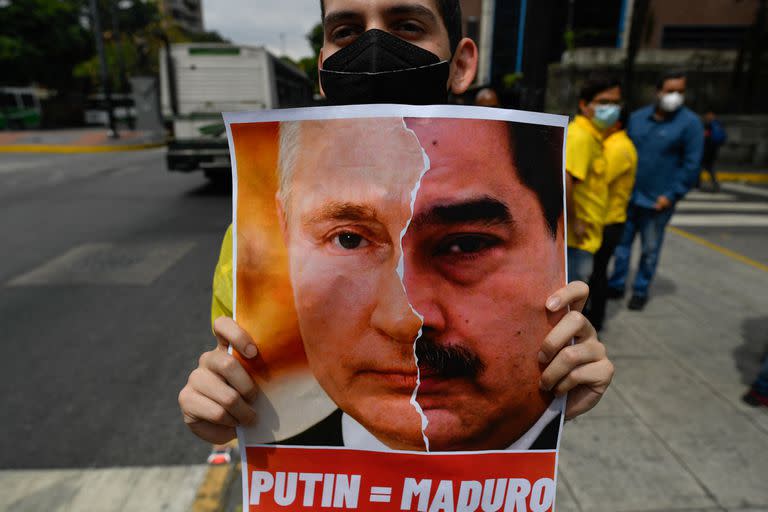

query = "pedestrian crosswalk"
671;183;768;227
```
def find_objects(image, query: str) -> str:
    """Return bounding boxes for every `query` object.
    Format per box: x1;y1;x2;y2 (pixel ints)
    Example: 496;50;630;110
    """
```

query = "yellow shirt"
211;224;234;329
603;130;638;225
566;115;607;254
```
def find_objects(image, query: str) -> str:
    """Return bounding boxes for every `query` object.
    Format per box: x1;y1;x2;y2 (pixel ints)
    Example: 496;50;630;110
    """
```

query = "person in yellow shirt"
585;109;638;331
566;77;622;283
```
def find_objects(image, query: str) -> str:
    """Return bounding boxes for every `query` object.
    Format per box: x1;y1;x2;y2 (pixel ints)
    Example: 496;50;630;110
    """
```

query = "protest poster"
223;104;568;512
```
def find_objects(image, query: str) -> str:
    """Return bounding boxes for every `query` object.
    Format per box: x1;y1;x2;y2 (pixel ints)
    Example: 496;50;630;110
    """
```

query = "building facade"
160;0;204;34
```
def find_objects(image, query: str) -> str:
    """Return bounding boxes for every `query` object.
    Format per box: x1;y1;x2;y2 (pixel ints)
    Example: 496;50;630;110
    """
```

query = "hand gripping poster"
223;105;568;512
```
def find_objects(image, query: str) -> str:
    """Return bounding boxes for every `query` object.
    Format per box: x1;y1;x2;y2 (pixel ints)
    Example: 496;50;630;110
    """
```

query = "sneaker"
207;447;232;465
742;388;768;408
627;295;647;310
606;288;624;300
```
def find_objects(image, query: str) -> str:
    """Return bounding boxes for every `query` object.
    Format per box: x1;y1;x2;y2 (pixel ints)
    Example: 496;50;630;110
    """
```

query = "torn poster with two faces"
224;104;568;512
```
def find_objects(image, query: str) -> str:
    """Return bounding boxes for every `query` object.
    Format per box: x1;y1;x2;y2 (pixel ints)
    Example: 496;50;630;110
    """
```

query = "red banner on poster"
245;446;557;512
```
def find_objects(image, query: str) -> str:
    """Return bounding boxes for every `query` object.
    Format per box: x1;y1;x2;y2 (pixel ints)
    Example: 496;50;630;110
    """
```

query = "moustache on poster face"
415;336;485;379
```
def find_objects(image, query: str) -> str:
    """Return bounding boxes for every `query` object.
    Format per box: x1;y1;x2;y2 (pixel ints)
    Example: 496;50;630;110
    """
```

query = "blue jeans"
568;247;594;283
608;204;675;298
753;356;768;395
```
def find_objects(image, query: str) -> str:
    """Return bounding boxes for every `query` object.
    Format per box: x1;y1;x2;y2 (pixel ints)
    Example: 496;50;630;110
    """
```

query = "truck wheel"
204;170;232;189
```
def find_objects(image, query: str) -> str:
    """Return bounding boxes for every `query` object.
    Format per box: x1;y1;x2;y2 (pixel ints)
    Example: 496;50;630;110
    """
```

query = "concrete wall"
546;49;768;166
644;0;759;48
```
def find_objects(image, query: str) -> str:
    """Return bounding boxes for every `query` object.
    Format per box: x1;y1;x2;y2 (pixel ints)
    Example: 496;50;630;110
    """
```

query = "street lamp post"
89;0;119;138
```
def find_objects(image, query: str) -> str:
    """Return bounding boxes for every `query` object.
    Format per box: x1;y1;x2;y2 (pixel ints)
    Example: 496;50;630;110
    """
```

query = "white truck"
159;43;313;181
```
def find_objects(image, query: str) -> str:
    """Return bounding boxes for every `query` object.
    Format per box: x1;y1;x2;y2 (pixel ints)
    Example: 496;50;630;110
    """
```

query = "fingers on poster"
224;105;568;512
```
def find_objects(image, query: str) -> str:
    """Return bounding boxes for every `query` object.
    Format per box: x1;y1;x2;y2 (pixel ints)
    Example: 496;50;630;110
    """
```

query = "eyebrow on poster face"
302;201;380;227
409;196;515;229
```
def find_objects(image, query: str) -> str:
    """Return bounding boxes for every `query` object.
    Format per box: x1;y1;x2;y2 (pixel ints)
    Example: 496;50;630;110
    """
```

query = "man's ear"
448;37;478;95
317;48;326;98
275;193;289;241
578;99;589;117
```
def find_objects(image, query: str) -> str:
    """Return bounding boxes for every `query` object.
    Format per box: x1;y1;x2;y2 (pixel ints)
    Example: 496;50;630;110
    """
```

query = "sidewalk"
557;227;768;511
0;466;207;511
0;128;165;153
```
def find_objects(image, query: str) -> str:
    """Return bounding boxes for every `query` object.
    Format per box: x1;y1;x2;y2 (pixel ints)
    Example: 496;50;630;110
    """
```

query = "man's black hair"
618;105;629;129
508;123;564;238
578;76;622;104
319;0;463;54
656;70;687;90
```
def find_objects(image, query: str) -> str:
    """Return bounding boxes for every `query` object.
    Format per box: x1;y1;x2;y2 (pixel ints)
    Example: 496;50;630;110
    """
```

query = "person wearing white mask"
565;77;622;283
607;71;704;311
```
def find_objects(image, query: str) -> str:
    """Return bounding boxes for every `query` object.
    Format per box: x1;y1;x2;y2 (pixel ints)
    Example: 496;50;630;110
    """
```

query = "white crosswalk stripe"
670;183;768;228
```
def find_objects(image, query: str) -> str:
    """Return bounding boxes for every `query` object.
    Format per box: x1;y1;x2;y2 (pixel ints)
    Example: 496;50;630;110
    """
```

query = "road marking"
669;226;768;273
722;182;768;198
7;241;196;286
670;214;768;227
683;191;738;201
676;201;768;212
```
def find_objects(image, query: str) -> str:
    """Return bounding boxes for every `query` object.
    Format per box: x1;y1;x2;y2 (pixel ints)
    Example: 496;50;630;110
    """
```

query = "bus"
0;87;42;130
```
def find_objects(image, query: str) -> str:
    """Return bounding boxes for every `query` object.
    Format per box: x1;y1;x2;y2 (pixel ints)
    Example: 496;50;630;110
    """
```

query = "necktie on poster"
223;104;568;512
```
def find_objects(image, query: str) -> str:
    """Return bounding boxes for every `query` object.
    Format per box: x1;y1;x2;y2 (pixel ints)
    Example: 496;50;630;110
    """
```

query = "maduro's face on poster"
402;118;565;451
277;118;427;450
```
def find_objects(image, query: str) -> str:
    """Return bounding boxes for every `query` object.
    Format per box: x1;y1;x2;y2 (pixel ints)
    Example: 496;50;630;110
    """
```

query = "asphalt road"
671;182;768;267
0;150;230;469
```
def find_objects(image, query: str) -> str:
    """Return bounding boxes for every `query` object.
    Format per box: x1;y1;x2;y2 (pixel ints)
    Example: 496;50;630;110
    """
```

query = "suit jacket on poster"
279;409;561;450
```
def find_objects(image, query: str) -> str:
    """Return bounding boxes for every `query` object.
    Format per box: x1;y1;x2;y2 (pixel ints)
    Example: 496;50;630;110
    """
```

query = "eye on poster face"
224;105;568;512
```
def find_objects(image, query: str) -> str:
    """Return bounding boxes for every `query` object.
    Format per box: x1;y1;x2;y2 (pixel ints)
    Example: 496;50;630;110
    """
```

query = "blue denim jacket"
627;104;704;208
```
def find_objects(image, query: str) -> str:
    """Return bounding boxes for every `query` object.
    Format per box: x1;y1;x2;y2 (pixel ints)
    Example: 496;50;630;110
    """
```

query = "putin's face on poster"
273;116;565;452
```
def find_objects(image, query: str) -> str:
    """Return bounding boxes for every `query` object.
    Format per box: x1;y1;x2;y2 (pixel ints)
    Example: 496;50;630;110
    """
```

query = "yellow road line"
669;226;768;273
700;171;768;184
0;142;164;153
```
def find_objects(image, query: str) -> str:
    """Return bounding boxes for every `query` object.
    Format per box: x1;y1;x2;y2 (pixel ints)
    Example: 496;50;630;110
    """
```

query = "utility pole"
89;0;119;138
623;0;650;110
110;0;128;94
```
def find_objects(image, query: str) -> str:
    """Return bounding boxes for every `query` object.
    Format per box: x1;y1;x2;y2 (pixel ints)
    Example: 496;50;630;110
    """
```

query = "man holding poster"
180;108;612;454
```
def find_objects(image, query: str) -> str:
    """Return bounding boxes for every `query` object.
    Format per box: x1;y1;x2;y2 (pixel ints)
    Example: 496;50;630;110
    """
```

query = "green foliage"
0;0;92;88
564;30;575;51
502;72;523;90
307;22;323;58
303;23;323;93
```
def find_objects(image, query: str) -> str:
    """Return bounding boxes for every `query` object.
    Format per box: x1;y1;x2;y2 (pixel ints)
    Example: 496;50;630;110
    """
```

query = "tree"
0;0;93;89
73;0;229;89
295;23;323;93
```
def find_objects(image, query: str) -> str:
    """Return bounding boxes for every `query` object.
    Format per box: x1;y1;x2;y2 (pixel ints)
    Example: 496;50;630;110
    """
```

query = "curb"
702;171;768;184
0;142;165;153
192;461;239;512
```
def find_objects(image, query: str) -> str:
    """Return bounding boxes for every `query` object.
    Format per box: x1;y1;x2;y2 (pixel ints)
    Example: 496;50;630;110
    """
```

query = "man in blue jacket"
608;71;704;310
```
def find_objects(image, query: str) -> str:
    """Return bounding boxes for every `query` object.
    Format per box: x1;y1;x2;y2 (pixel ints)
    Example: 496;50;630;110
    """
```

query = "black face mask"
320;29;451;105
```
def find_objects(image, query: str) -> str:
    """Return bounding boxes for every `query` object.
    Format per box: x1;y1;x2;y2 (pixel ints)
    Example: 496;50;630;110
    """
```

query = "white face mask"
659;91;684;112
